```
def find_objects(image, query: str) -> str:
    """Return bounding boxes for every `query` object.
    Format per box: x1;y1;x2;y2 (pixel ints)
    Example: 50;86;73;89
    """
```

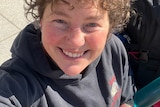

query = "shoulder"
0;58;33;91
105;34;127;56
0;59;43;106
101;33;129;72
0;63;26;101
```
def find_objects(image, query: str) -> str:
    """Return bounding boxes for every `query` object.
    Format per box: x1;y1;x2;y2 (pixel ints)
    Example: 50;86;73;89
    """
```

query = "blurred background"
0;0;29;65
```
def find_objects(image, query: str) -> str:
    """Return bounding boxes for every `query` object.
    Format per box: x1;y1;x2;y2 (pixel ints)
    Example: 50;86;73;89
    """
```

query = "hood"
10;22;100;80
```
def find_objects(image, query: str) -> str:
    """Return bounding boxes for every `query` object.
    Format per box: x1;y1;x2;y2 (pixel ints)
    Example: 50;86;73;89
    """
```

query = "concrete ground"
0;0;29;65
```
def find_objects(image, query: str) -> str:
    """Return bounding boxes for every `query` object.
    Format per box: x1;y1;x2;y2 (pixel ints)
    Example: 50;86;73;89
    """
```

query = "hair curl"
24;0;131;32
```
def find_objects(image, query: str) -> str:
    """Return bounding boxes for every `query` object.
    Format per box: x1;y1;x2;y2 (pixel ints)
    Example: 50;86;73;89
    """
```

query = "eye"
52;19;68;30
54;19;66;24
83;23;100;32
86;23;98;27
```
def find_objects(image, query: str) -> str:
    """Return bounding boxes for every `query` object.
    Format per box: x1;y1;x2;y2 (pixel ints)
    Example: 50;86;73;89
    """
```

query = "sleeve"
0;70;23;107
0;96;21;107
107;35;137;106
120;42;137;106
121;66;136;106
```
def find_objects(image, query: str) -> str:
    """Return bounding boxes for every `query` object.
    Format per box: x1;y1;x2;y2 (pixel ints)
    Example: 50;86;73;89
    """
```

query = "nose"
66;28;85;47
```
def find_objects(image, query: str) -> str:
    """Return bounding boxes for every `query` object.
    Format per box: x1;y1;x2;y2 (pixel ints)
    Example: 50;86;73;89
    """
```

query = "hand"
120;104;132;107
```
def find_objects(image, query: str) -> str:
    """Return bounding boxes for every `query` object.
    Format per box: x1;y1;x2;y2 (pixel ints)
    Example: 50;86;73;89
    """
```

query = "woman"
0;0;135;106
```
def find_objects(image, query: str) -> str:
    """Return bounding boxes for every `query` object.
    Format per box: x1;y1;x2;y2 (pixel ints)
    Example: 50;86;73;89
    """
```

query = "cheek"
88;31;109;49
41;26;62;45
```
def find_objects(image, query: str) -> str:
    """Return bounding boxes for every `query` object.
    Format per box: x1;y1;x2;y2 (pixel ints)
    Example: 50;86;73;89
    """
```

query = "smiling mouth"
62;50;84;58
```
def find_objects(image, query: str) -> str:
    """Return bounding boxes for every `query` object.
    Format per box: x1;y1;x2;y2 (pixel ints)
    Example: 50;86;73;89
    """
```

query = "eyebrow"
49;11;70;18
49;10;103;20
85;15;104;20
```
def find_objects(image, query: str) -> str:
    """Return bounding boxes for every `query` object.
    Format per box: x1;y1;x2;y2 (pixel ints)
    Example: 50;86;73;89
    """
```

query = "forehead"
44;0;106;18
41;0;108;20
51;0;99;10
58;0;97;5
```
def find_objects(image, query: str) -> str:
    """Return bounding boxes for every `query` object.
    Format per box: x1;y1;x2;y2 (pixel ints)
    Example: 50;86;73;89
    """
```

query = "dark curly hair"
24;0;131;32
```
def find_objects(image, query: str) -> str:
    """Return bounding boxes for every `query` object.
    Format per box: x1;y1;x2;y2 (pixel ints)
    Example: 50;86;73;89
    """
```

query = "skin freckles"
40;1;110;76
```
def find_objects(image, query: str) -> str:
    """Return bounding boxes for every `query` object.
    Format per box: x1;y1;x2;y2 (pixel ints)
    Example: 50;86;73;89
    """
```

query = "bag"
117;1;160;105
116;0;160;89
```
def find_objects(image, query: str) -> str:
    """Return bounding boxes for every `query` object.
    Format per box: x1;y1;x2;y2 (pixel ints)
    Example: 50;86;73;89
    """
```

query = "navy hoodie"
0;23;135;107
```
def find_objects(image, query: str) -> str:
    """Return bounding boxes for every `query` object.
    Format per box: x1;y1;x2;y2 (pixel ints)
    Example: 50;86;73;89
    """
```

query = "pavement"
0;0;29;65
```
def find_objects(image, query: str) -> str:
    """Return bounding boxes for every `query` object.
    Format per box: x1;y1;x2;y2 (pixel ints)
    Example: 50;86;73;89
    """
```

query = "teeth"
62;50;84;58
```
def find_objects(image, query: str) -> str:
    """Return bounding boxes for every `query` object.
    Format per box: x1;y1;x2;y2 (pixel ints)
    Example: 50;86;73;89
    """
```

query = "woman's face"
40;0;111;76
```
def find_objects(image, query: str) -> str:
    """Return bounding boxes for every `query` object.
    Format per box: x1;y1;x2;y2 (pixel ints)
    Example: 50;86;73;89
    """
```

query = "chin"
62;67;85;77
64;71;82;76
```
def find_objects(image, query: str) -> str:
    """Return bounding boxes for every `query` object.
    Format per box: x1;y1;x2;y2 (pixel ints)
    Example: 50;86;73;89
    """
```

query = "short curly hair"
24;0;131;32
